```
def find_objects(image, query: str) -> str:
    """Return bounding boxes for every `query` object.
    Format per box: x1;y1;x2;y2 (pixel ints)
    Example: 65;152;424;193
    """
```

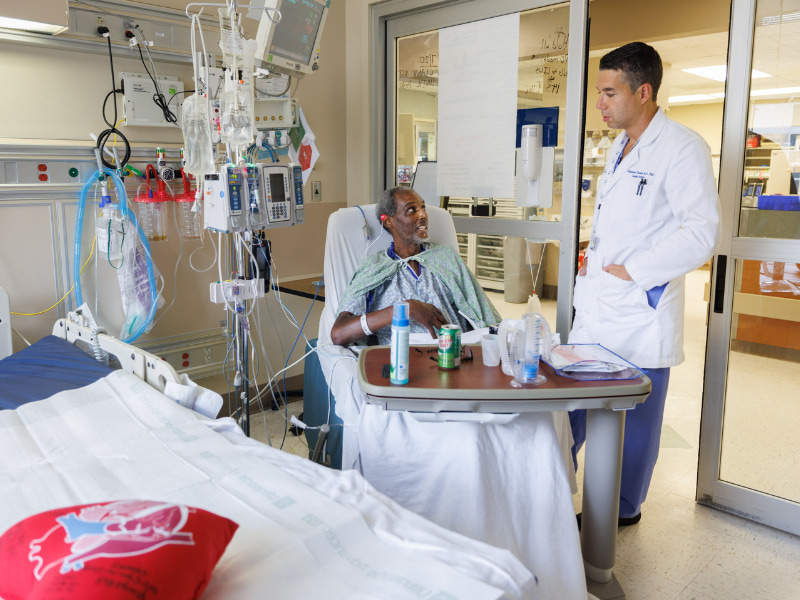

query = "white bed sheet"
0;370;539;600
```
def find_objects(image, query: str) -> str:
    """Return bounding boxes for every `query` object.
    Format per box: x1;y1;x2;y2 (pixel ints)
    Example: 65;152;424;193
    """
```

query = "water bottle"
390;302;410;385
520;312;542;382
510;312;548;387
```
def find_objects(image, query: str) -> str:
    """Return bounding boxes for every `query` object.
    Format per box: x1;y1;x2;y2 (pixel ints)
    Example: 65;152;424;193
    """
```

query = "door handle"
713;255;727;314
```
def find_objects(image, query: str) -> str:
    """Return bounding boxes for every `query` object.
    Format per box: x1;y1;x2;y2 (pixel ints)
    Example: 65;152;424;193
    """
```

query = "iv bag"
220;86;253;147
182;94;215;176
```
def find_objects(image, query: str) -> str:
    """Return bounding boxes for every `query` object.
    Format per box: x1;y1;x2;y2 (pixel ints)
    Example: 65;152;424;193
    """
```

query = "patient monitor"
250;0;329;79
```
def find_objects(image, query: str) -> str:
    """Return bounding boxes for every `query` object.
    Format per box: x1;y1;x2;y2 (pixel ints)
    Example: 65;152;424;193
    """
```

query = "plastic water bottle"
390;302;410;385
520;312;542;382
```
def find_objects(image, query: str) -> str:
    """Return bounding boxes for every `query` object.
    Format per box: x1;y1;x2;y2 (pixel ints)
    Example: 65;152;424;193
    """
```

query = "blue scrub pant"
569;368;671;518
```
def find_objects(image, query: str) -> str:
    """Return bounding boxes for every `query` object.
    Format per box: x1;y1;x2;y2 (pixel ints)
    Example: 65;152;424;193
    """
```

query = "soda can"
438;324;461;370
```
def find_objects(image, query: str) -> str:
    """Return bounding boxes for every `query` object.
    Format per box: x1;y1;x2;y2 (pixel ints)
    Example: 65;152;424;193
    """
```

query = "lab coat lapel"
597;108;668;199
598;137;628;198
626;108;668;166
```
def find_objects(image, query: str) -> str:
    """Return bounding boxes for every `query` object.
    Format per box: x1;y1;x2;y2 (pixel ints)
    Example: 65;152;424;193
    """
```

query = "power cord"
134;24;179;125
96;29;130;170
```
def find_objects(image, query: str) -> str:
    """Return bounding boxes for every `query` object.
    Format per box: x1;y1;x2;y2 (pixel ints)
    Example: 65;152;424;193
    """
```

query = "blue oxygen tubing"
74;169;158;343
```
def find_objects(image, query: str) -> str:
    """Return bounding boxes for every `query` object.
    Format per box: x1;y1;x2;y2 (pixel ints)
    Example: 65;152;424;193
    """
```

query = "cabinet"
446;197;528;293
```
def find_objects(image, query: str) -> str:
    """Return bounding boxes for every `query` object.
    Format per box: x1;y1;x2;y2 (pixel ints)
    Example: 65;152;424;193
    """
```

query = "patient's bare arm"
330;300;447;346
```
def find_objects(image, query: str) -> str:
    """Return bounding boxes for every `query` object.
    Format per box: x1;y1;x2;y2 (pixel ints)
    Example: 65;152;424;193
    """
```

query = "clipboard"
544;343;644;381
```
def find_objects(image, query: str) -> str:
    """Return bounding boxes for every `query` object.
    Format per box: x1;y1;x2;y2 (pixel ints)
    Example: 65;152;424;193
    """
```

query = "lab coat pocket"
596;270;654;327
573;273;588;312
614;175;653;228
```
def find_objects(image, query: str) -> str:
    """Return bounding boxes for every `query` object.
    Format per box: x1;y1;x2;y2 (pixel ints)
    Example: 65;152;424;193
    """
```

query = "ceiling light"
750;87;800;97
0;0;69;35
682;65;770;81
668;94;719;103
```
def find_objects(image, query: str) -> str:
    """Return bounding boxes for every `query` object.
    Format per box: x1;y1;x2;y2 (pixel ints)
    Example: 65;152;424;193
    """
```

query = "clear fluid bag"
181;94;215;176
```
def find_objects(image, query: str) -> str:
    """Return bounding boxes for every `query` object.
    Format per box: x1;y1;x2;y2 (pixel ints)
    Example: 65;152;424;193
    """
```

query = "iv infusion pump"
204;163;305;233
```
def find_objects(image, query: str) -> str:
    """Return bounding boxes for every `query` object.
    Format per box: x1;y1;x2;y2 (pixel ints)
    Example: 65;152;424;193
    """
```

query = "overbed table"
357;344;652;599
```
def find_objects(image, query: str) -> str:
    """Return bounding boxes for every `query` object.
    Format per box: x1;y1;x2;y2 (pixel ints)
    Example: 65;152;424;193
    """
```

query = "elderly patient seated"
325;187;586;600
331;187;499;346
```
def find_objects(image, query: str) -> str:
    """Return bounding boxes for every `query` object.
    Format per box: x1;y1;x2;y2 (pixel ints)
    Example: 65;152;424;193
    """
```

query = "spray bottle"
390;302;410;385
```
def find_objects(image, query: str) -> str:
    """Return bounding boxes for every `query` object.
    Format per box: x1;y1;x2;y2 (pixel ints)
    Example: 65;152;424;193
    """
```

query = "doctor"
569;42;720;525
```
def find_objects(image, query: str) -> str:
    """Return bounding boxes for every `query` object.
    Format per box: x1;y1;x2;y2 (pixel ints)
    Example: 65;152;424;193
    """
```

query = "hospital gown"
337;242;500;343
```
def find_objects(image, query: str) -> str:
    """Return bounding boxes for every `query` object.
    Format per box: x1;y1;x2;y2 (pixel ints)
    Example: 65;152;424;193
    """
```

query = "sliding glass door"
698;0;800;535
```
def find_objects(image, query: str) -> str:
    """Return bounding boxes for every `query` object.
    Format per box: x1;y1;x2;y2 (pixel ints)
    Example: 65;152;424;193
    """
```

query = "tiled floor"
251;268;800;599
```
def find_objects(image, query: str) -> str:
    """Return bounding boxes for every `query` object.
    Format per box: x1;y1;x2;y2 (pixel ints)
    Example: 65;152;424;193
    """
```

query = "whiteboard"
436;14;519;199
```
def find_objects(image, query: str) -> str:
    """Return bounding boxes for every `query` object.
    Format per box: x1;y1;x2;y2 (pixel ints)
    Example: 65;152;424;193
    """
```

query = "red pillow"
0;500;238;600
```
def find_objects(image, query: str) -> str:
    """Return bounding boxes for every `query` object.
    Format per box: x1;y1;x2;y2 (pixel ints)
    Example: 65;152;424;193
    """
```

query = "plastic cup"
481;334;501;367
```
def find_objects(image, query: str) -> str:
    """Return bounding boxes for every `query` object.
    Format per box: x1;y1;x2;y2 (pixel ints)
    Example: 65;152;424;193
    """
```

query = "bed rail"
52;318;181;393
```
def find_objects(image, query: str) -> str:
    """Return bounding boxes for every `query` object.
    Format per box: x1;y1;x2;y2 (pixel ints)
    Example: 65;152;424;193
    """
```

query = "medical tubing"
74;169;157;343
250;299;284;411
280;281;319;450
91;324;110;365
150;195;184;328
189;232;217;272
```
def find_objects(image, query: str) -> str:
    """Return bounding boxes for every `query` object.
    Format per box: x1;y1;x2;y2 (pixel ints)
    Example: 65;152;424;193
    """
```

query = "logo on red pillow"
28;500;195;579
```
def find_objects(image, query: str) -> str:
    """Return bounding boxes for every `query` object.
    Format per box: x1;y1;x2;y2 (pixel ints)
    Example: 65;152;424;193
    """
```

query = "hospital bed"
0;296;542;599
311;205;590;600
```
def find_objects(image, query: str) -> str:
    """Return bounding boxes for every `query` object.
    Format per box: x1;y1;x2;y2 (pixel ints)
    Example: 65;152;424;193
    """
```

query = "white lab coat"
570;108;720;368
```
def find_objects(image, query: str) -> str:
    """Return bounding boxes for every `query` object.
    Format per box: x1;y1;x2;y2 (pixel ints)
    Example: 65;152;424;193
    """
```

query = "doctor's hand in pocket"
602;264;633;281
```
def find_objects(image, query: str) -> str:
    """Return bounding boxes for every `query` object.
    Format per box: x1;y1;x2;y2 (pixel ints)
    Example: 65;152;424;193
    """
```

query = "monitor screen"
270;173;286;203
269;0;325;66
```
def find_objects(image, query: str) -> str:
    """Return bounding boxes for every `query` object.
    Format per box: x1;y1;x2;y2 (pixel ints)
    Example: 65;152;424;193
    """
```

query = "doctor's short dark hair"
376;186;407;230
600;41;663;101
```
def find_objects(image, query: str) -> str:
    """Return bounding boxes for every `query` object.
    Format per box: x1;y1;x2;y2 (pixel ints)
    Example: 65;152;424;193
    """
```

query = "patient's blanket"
320;351;587;600
0;371;538;599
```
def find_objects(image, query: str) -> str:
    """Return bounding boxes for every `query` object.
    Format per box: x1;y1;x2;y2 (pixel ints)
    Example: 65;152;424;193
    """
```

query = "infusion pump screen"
270;173;286;203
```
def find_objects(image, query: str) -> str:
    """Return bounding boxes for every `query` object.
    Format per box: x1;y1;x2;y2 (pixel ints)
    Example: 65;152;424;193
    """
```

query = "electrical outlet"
96;15;105;26
204;355;212;364
312;181;322;202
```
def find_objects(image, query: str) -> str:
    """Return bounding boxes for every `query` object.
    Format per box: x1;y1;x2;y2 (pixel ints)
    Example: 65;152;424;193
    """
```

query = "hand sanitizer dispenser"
516;124;554;208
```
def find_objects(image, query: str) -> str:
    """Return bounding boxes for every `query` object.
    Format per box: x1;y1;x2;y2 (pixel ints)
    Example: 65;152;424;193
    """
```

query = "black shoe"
575;512;641;531
618;512;642;526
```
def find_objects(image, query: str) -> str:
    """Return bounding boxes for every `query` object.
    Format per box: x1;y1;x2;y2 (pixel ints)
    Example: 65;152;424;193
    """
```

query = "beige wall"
588;0;730;49
0;0;348;383
667;102;725;155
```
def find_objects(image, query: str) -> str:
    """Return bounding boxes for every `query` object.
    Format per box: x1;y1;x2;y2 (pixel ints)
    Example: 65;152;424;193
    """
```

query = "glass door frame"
371;0;589;337
698;0;800;535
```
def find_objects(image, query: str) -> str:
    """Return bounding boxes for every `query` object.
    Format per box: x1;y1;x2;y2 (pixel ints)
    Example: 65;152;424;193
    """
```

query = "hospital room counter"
272;276;325;301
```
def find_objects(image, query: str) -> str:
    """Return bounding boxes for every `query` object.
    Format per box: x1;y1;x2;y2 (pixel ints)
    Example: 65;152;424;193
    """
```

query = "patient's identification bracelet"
361;313;374;336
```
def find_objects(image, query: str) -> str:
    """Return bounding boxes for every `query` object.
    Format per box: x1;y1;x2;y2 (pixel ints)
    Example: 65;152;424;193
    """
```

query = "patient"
330;186;500;346
321;187;587;599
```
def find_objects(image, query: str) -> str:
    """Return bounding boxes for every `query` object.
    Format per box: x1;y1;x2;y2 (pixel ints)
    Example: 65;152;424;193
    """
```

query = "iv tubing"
74;169;158;343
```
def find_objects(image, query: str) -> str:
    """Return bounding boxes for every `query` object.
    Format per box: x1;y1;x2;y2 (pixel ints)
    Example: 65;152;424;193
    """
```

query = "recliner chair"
302;203;458;468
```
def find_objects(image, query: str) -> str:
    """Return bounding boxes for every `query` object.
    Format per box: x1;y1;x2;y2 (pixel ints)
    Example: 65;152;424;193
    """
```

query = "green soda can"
438;324;462;370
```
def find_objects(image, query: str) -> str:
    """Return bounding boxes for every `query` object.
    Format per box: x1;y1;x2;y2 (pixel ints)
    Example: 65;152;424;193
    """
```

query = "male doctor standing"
569;42;720;525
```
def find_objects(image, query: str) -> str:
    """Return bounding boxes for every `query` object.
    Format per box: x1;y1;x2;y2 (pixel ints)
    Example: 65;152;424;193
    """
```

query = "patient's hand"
407;300;447;338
